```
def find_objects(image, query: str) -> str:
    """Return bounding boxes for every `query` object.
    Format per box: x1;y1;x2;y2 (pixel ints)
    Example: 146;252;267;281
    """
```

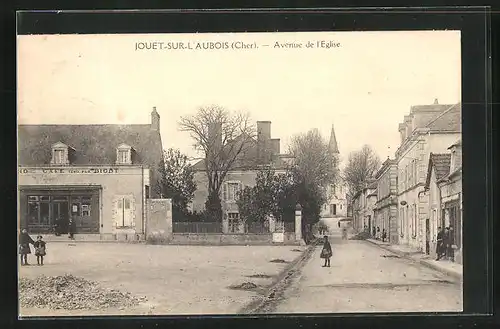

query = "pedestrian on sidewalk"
19;229;35;266
320;235;332;267
382;229;387;242
372;226;376;238
446;226;455;262
376;227;381;240
34;235;47;266
436;227;444;260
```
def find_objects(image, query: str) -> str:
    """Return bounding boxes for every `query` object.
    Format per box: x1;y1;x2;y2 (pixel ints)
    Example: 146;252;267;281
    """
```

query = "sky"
17;31;461;166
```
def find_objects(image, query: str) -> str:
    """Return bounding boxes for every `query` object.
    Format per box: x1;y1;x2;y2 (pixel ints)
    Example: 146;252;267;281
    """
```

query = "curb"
364;239;463;281
238;238;320;314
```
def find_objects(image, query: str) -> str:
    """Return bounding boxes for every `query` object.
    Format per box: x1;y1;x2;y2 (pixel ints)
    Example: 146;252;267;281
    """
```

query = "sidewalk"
365;238;463;281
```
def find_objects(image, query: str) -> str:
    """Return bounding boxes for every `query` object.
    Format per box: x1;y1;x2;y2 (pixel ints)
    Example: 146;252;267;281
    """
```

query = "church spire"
329;124;339;154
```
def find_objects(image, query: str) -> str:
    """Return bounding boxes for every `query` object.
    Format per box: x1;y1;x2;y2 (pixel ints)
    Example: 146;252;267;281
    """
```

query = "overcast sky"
18;31;461;165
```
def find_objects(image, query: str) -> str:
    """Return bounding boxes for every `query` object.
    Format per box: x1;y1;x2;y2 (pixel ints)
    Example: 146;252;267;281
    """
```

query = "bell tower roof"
329;124;339;154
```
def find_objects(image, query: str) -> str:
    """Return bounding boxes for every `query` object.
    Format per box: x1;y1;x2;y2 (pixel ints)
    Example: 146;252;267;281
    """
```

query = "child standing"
34;235;47;266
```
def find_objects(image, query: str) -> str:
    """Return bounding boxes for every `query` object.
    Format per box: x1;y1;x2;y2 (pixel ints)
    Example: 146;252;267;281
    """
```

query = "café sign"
19;167;120;174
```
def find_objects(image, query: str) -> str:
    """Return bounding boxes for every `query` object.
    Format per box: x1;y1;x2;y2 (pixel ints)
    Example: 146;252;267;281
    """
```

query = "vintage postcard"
17;30;462;317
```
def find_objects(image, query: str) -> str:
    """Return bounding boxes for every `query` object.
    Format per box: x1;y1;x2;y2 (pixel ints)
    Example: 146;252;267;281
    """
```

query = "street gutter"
238;238;320;315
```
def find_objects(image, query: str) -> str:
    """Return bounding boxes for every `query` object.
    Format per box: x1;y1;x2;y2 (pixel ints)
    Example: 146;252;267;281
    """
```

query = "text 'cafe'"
18;166;152;237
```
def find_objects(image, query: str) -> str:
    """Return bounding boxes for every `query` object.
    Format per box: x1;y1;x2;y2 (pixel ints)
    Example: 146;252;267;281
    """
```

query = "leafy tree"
288;129;340;240
179;105;256;221
157;148;197;217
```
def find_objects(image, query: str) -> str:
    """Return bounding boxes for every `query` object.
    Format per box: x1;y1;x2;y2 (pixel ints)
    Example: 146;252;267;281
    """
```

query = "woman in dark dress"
68;217;76;240
19;229;35;266
320;235;333;267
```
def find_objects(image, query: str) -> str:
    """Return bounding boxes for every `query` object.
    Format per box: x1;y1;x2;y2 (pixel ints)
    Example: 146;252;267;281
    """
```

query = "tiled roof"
425;103;461;132
425;153;451;188
18;124;163;168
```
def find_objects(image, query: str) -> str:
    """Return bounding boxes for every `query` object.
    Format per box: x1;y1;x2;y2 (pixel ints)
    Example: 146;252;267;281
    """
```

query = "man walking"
436;226;444;260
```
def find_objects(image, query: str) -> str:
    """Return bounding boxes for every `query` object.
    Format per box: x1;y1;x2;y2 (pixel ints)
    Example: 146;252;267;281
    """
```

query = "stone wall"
169;232;299;245
146;198;172;243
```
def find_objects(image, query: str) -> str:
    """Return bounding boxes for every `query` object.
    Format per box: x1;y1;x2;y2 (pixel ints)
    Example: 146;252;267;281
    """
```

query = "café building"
17;107;164;238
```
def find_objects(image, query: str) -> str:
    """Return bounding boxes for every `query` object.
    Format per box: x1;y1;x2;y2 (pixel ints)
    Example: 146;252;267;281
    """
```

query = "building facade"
351;181;377;234
438;140;462;263
321;124;348;218
18;107;164;238
189;121;292;233
395;100;461;251
374;158;399;244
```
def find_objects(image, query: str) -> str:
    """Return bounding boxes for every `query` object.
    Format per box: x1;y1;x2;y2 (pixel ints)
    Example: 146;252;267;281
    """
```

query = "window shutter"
223;183;228;201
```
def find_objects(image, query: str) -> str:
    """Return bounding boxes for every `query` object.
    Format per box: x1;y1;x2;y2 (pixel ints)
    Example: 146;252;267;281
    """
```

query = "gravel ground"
18;243;305;316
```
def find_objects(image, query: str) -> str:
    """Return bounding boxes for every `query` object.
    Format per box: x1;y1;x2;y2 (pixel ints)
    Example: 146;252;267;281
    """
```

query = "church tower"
321;123;347;218
329;124;339;154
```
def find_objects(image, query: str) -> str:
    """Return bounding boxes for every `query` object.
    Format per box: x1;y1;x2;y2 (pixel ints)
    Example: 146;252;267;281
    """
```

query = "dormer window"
116;144;133;165
51;142;71;165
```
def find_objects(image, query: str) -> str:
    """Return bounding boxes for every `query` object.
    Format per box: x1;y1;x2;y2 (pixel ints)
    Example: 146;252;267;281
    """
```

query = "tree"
288;129;340;240
237;167;297;226
179;105;256;221
342;144;381;196
157;148;197;217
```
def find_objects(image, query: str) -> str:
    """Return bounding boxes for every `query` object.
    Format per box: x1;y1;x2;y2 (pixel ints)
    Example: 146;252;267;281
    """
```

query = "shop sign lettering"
19;168;120;174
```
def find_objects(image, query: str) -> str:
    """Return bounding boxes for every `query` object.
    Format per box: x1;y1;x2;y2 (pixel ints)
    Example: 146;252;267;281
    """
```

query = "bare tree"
342;144;381;196
179;105;256;220
289;128;340;189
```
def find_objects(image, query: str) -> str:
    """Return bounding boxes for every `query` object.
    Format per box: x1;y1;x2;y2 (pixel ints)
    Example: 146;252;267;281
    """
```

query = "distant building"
17;107;164;238
424;139;462;263
189;121;292;233
321;124;348;218
374;158;398;244
351;180;377;234
395;100;461;251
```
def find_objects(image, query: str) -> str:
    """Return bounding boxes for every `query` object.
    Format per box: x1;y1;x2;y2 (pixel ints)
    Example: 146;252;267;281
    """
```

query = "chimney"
398;123;406;142
208;121;223;154
151;106;160;131
257;121;271;141
257;121;271;163
404;115;412;137
434;98;439;104
270;138;280;155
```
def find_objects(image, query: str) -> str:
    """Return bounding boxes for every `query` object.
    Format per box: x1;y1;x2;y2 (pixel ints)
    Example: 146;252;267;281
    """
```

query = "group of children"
18;229;47;266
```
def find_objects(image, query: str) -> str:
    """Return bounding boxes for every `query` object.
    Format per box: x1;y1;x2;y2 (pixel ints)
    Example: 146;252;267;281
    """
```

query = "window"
223;181;242;202
228;212;240;233
81;204;91;217
116;144;133;165
118;150;129;164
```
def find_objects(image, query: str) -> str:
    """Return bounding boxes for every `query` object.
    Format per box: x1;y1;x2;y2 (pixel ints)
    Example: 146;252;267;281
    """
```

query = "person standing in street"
447;226;455;262
382;228;387;242
320;235;332;267
436;227;444;260
68;217;76;240
19;229;35;266
34;235;47;266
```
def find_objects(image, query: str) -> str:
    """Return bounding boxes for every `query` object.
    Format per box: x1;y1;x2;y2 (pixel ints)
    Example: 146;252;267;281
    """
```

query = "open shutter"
223;182;228;201
124;198;132;226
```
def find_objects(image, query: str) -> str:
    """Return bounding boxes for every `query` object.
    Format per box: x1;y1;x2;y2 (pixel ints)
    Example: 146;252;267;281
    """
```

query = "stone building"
321;124;348;218
351;180;377;234
424;140;462;263
373;158;399;244
395;100;461;251
189;121;292;233
17;107;164;239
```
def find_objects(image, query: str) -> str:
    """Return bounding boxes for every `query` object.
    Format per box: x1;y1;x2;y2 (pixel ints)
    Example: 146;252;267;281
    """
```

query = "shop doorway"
51;199;69;234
